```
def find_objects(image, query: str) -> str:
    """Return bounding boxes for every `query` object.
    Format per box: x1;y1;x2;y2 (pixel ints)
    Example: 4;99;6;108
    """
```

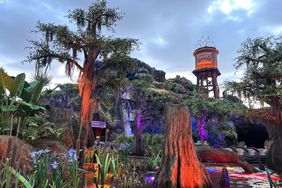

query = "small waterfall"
121;92;134;137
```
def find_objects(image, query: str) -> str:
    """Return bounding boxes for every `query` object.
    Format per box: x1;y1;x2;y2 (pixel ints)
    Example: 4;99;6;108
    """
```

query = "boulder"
0;135;33;170
132;60;165;82
173;83;187;94
31;139;68;153
152;69;165;82
152;81;166;89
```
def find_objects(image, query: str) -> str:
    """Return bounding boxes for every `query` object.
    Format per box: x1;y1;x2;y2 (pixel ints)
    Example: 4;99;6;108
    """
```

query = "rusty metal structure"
193;37;221;98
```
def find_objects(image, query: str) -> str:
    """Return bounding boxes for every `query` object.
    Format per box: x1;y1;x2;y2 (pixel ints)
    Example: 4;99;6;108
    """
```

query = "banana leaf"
13;73;26;97
22;80;45;103
0;68;18;96
17;100;45;110
0;105;17;112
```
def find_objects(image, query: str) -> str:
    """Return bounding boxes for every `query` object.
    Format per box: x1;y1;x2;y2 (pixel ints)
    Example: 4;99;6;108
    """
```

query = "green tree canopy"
182;91;247;123
225;36;282;115
25;0;139;145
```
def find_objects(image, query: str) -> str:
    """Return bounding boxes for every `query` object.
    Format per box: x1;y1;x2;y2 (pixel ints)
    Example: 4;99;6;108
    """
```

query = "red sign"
193;47;219;70
196;52;213;61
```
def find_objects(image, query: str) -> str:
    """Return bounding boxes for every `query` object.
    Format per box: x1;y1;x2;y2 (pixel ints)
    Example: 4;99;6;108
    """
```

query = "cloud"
0;0;281;89
207;0;255;15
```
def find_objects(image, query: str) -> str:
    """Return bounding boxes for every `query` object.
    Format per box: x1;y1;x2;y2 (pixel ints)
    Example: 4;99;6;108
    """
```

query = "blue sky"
0;0;281;88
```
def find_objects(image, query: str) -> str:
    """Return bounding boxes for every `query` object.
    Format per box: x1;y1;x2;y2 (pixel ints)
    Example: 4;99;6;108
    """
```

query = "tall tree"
25;0;138;146
225;36;282;172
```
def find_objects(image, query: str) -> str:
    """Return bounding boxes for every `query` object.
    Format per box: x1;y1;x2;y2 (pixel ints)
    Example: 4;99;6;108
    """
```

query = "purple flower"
30;149;51;163
50;161;59;169
119;143;130;151
67;148;77;163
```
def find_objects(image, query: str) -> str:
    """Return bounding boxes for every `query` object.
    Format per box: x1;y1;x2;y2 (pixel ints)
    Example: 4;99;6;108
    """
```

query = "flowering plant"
118;143;131;163
29;148;80;187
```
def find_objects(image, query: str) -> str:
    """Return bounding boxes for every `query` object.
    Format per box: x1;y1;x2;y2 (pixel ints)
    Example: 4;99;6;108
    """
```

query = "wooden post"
212;73;219;98
196;76;200;90
154;105;212;188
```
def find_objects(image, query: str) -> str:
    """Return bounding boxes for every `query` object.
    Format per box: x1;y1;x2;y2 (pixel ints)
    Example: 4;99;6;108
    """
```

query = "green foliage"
166;75;195;91
113;134;134;145
9;166;33;188
147;151;162;170
224;36;282;109
131;76;153;90
0;67;18;96
113;135;133;163
95;153;116;186
182;91;245;146
28;150;80;188
92;146;120;186
25;1;140;142
21;116;64;141
0;69;48;137
142;134;163;156
114;167;144;188
0;150;81;188
131;76;180;112
182;91;247;123
58;83;78;91
25;0;139;78
205;122;237;146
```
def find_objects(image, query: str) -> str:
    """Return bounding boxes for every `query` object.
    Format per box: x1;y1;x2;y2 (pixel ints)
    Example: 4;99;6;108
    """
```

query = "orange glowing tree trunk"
155;105;212;188
78;61;97;147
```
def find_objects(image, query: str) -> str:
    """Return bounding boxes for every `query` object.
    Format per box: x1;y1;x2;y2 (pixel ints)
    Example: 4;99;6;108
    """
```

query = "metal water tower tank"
192;43;221;98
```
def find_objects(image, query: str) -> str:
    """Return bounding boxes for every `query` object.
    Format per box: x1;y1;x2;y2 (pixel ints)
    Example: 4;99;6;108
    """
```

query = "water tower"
192;37;221;98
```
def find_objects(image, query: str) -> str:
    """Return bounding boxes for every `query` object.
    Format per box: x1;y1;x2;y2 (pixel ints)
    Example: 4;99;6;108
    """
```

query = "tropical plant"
0;159;33;188
143;134;163;156
114;167;144;188
25;0;139;146
84;146;96;163
21;116;64;141
29;149;80;188
94;151;118;187
0;68;48;137
147;151;162;171
118;143;131;163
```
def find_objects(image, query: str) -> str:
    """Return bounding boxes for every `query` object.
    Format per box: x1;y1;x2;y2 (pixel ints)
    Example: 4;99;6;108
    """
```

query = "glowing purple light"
136;112;141;129
145;175;155;183
198;109;207;144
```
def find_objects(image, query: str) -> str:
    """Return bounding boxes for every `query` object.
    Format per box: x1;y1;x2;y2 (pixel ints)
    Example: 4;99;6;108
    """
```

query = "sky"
0;0;282;89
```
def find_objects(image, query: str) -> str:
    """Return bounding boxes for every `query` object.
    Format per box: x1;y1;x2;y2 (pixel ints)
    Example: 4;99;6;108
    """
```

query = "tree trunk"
196;145;256;173
265;120;282;173
79;64;96;147
80;79;93;146
264;97;282;173
154;105;212;188
16;117;21;137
